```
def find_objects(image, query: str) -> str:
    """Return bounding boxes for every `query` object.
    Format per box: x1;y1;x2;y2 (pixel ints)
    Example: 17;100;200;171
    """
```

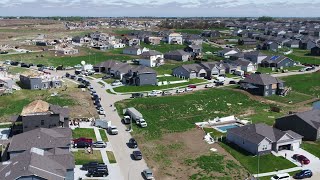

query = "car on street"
271;173;291;180
111;80;122;86
147;92;157;97
86;168;109;177
162;91;172;96
306;66;315;71
292;154;310;165
132;151;142;160
176;89;185;93
188;84;197;88
205;83;214;88
98;107;105;115
78;84;86;88
92;141;107;148
129;138;138;148
107;126;118;135
293;169;313;179
142;169;154;180
74;141;90;148
131;93;144;98
185;87;193;92
229;80;237;84
215;81;224;86
81;162;105;170
49;66;55;70
152;90;163;94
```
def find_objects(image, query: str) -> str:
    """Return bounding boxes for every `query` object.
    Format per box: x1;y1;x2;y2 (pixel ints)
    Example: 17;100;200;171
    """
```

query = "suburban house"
122;66;157;86
0;77;13;95
0;147;74;180
56;47;79;55
199;62;226;76
238;38;257;45
94;60;125;74
184;45;202;58
232;58;257;72
260;55;295;68
299;39;317;50
311;45;320;56
19;73;62;90
123;46;149;55
172;64;207;79
257;41;278;51
164;50;191;62
72;36;91;44
283;40;300;48
201;30;220;38
184;34;203;45
275;109;320;141
138;50;164;67
168;33;183;45
243;51;268;64
227;123;303;155
144;36;162;45
11;100;69;134
217;48;240;58
239;73;285;96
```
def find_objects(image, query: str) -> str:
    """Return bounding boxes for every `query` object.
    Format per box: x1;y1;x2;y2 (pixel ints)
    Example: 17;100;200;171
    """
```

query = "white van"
270;173;291;180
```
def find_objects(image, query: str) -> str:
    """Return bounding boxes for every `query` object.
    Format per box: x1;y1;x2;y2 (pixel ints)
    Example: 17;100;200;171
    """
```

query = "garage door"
278;144;291;151
291;142;300;150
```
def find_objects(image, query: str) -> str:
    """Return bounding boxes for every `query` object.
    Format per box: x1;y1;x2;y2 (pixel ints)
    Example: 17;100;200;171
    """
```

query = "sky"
0;0;320;17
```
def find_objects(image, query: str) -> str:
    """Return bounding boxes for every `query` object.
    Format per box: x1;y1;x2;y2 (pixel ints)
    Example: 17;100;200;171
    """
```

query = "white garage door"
291;142;300;150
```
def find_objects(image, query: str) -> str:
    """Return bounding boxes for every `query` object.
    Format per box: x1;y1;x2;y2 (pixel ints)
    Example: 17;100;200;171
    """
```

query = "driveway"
274;148;320;173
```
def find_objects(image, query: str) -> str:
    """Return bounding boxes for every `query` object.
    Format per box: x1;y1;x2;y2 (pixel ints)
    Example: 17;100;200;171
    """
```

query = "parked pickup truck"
136;119;147;128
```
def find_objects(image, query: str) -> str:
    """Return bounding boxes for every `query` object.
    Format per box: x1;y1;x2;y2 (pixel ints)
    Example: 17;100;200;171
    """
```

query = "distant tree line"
258;16;274;22
158;19;225;29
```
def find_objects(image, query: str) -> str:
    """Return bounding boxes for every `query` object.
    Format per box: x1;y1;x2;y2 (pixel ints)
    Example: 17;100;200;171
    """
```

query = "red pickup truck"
73;137;93;145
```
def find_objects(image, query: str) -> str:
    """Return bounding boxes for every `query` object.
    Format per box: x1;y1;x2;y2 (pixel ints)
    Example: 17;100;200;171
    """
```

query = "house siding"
22;114;62;132
276;59;295;68
227;132;261;155
137;73;157;86
172;67;192;79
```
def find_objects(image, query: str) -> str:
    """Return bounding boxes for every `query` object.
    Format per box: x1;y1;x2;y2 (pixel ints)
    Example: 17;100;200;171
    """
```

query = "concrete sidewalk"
253;167;302;177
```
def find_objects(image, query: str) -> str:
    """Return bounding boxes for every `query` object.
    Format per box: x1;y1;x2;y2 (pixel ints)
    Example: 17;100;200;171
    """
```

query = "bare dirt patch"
137;128;248;180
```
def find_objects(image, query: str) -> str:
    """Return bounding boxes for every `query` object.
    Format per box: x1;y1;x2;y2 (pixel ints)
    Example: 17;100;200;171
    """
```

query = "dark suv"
131;93;144;98
86;168;109;177
129;138;138;148
74;141;90;148
81;162;105;170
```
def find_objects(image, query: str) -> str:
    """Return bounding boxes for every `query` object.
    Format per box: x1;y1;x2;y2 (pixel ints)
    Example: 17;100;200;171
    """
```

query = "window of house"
265;85;269;90
41;120;44;126
34;85;39;89
262;145;268;150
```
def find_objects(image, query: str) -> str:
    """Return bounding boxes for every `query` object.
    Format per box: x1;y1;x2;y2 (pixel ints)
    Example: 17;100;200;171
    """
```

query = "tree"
258;16;274;22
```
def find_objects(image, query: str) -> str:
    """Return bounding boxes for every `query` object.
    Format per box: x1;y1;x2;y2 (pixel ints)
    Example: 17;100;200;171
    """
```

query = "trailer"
95;119;111;129
123;107;147;127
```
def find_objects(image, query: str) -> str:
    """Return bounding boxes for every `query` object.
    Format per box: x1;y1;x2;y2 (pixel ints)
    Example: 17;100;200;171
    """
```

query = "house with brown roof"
11;100;69;134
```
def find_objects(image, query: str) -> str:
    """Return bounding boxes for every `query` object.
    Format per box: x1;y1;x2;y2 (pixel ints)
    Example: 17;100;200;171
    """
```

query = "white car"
185;87;193;92
98;108;105;115
152;90;163;94
111;80;122;86
205;83;214;88
49;66;55;70
137;119;147;128
270;173;290;180
147;92;157;97
176;89;185;93
162;91;172;96
108;126;118;135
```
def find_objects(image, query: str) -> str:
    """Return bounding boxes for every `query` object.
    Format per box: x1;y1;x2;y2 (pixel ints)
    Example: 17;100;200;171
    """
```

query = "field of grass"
99;129;109;142
301;141;320;158
265;91;314;104
157;76;182;82
113;78;206;93
287;54;320;65
72;128;97;141
6;66;31;75
73;150;103;165
0;89;75;122
141;42;185;53
281;73;320;96
219;141;296;174
115;88;281;140
106;151;117;163
186;152;245;180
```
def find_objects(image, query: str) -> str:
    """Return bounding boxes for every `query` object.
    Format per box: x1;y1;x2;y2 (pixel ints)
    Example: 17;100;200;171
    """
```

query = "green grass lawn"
265;91;314;104
219;141;296;174
73;150;103;165
99;129;109;142
157;76;182;82
301;141;320;158
115;88;281;140
6;66;31;75
281;73;320;96
141;42;185;53
106;151;117;163
286;49;320;65
72;128;97;141
113;79;206;93
90;73;105;79
0;123;12;128
174;29;203;34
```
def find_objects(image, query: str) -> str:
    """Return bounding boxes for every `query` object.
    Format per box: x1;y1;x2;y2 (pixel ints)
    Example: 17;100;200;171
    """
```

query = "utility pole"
257;154;260;180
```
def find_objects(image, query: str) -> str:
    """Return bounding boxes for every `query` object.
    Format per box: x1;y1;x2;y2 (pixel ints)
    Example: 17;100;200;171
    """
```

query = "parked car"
73;137;93;145
86;168;109;177
188;84;197;88
49;66;55;70
306;66;315;71
98;107;105;115
87;165;108;172
111;80;122;86
162;91;172;96
20;63;30;68
271;173;291;180
81;162;105;170
185;87;193;92
102;75;111;79
293;169;313;179
137;119;147;128
215;81;224;86
107;126;118;135
142;169;154;180
129;138;138;148
92;141;107;148
131;93;144;98
78;84;86;88
147;92;157;97
10;61;19;66
292;154;310;165
36;64;44;67
229;80;237;84
176;89;185;93
74;141;90;148
132;151;142;160
152;90;163;94
205;83;214;88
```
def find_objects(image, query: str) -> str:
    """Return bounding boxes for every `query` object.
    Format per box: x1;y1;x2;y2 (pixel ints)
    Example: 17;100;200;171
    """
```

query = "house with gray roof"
226;123;303;155
164;50;191;62
243;51;268;64
199;62;226;76
122;46;149;55
122;65;157;86
172;64;207;79
275;109;320;141
0;147;74;180
260;55;295;68
239;73;285;96
232;58;257;72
